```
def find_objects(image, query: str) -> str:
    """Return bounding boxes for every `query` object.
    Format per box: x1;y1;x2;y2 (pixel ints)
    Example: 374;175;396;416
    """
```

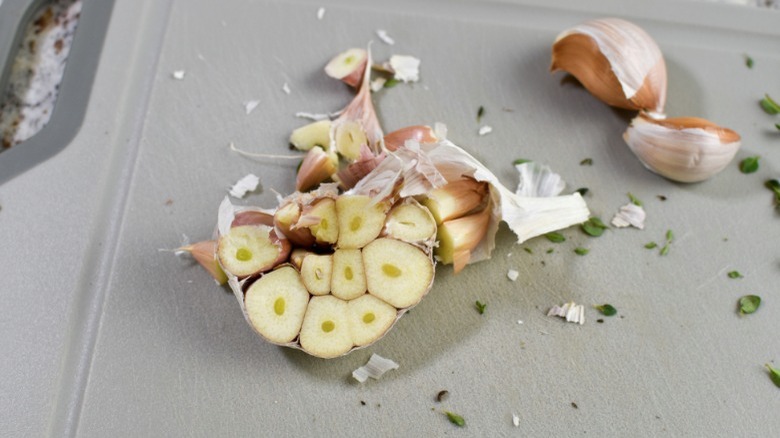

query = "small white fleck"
507;252;512;257
389;55;420;83
512;413;520;427
187;280;193;284
316;7;325;20
370;77;387;92
478;125;493;136
282;82;291;95
244;100;260;115
376;29;395;45
507;269;519;281
229;174;260;198
539;330;550;335
197;53;206;61
172;70;186;80
295;111;336;121
547;301;585;325
517;320;523;325
352;354;399;383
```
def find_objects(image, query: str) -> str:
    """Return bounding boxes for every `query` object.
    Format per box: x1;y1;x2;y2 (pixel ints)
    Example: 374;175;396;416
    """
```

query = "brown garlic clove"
623;113;741;183
296;146;337;192
551;18;667;116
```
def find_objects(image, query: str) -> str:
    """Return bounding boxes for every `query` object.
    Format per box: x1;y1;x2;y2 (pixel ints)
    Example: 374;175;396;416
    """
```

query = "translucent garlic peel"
515;162;565;197
611;203;646;229
623;114;741;183
552;18;667;114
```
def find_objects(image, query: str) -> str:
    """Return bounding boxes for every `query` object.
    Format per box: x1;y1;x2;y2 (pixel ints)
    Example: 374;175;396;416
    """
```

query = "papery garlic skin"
623;114;741;183
551;18;667;115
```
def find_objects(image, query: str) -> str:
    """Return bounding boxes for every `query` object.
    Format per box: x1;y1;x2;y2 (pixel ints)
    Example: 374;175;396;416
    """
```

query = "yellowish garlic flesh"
623;113;741;183
551;18;667;115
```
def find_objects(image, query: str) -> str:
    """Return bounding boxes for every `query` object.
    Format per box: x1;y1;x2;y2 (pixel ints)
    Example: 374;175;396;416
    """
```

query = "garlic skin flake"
229;173;260;198
623;113;741;183
389;55;420;83
551;18;666;115
515;162;565;198
547;302;585;325
352;353;400;383
611;202;645;229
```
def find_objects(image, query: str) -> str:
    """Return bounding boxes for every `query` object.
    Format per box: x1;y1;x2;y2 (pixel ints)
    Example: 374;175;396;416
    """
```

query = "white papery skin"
623;116;741;183
555;18;662;101
352;138;590;265
515;162;565;197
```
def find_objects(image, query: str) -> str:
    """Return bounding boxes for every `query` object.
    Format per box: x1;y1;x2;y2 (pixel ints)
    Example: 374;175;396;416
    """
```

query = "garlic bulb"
623;113;741;183
551;18;667;116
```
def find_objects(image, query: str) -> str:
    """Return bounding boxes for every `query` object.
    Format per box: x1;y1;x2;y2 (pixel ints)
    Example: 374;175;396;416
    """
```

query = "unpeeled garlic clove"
296;146;338;192
623;113;741;183
383;125;437;151
551;18;667;116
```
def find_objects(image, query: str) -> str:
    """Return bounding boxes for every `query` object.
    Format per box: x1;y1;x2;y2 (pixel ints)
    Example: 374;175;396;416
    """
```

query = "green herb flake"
384;78;400;89
594;304;616;316
575;187;589;196
738;295;761;315
760;94;780;115
581;217;608;237
477;106;485;123
766;179;780;206
523;247;533;254
745;56;754;69
475;300;487;315
574;247;589;256
727;271;743;279
644;242;658;249
580;158;593;166
444;411;466;427
766;364;780;388
513;158;531;165
739;156;760;174
628;192;643;206
775;123;780;131
659;244;670;256
545;232;565;243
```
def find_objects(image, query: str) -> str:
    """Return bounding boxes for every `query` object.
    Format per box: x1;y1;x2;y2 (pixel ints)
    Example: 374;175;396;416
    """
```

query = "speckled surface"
0;0;81;149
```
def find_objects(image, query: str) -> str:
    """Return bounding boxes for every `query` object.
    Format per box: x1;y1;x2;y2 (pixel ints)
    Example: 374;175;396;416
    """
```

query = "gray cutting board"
1;0;779;436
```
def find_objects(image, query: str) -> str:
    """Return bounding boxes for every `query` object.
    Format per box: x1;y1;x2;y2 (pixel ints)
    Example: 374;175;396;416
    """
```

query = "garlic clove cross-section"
623;113;741;183
551;18;667;116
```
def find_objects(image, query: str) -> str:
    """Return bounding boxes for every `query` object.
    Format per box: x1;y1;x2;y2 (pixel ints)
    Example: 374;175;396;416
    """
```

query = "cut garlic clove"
179;240;228;285
551;18;667;115
623;113;741;183
296;146;337;192
324;48;368;88
290;120;332;151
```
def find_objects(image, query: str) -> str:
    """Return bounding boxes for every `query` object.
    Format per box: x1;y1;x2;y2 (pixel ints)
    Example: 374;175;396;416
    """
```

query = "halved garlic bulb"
623;113;741;183
551;18;667;116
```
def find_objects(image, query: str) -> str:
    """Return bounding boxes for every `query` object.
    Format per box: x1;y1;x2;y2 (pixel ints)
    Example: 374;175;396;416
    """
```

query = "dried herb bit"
628;192;643;206
644;242;658;249
657;195;667;201
574;247;589;256
765;179;780;207
595;304;617;316
513;158;531;165
444;411;465;427
546;248;554;254
475;300;487;315
580;158;593;166
727;271;743;279
384;78;400;88
775;123;780;131
477;106;485;123
545;232;565;243
665;229;674;243
436;390;449;403
739;156;760;174
766;364;780;388
360;400;366;406
659;244;670;256
571;402;579;409
760;94;780;115
738;295;761;315
523;247;533;254
596;318;604;324
575;187;589;196
745;55;754;69
581;216;608;237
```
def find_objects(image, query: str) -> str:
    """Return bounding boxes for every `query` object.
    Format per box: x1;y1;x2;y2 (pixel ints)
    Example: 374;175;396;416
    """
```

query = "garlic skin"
623;113;741;183
551;18;667;115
